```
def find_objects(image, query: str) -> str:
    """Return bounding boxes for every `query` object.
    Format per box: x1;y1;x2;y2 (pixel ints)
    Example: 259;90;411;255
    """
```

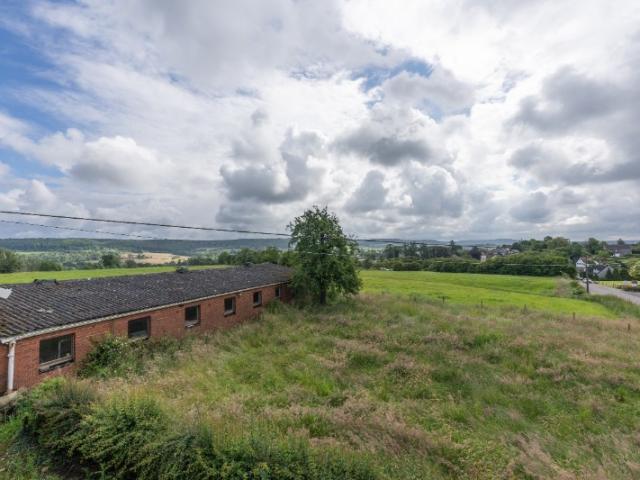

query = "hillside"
0;238;290;255
2;272;640;479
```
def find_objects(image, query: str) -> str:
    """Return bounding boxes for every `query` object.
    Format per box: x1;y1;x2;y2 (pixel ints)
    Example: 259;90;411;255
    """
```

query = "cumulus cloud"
333;105;446;166
221;128;324;204
0;0;638;240
510;191;551;223
344;170;388;213
401;165;464;218
378;67;475;115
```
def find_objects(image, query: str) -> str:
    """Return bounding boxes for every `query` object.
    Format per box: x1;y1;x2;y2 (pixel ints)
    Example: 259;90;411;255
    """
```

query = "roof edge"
0;280;289;344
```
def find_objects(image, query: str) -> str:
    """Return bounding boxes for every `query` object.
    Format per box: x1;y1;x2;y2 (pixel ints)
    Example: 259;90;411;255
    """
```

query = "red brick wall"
1;283;290;394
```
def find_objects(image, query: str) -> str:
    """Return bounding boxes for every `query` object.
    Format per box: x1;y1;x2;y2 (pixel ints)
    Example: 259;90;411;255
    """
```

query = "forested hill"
0;238;290;255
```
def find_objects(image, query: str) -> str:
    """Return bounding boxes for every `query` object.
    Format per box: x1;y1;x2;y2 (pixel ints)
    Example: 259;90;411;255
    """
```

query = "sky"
0;0;639;241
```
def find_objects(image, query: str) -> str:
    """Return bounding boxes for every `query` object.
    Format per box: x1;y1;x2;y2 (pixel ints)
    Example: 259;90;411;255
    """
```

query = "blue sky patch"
353;58;432;91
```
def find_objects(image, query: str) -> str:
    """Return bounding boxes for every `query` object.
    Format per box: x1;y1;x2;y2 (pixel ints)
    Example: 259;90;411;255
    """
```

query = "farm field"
361;270;614;317
0;264;226;285
2;271;640;479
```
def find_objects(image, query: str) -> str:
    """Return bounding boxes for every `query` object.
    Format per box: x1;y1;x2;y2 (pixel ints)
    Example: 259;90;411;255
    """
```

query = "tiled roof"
0;264;292;340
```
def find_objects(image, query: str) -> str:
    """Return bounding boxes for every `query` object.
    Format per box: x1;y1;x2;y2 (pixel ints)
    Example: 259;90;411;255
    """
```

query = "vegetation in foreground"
2;276;640;479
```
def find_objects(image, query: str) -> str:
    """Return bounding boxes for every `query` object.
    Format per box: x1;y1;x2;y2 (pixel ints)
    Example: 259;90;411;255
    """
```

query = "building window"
185;305;201;328
253;291;262;307
128;317;150;340
224;297;236;316
275;286;281;298
39;334;74;371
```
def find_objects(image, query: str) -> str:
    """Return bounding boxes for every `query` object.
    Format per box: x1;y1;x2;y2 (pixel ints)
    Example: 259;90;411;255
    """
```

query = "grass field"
2;270;640;478
361;270;614;317
0;264;226;284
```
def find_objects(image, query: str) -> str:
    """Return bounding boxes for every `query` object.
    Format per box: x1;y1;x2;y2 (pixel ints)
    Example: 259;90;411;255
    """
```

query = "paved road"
584;281;640;306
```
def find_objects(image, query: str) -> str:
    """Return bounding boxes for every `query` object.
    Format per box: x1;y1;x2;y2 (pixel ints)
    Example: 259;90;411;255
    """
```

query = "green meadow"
2;270;640;479
360;270;614;317
0;264;226;285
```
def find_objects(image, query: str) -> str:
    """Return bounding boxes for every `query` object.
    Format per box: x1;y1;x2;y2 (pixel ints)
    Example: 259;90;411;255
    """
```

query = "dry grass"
83;293;640;479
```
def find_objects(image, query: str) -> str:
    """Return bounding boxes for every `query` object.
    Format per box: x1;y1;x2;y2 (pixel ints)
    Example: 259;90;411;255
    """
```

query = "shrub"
78;335;134;379
19;379;98;457
19;379;378;479
75;396;167;479
79;335;189;379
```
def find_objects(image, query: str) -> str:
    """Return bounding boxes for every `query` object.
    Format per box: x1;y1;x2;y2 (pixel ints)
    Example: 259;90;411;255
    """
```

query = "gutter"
0;280;289;345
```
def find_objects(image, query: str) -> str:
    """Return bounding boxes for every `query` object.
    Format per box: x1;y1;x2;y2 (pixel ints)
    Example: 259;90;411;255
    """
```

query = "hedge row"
373;253;576;277
18;379;376;480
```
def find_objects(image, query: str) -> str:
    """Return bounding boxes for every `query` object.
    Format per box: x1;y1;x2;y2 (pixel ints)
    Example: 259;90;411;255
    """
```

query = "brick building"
0;264;292;396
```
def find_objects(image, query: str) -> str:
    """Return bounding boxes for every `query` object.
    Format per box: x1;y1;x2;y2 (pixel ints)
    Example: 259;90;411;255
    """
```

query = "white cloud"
0;0;637;239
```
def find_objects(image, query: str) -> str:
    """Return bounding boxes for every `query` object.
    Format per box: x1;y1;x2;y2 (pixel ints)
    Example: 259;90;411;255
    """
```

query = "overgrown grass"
3;272;640;478
0;265;226;285
70;295;640;478
12;379;375;479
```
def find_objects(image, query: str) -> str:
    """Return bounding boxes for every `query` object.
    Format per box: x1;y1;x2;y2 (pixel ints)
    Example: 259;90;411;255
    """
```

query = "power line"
0;210;291;237
0;210;457;248
0;219;159;240
0;217;574;266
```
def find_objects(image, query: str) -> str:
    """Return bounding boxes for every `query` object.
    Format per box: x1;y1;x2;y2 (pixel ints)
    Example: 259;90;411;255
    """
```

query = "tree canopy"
288;206;361;304
0;248;21;273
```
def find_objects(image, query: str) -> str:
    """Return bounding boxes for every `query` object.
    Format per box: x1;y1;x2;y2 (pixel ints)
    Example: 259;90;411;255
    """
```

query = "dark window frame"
39;334;75;372
275;286;282;298
253;291;262;307
185;305;201;328
128;316;150;341
224;297;236;316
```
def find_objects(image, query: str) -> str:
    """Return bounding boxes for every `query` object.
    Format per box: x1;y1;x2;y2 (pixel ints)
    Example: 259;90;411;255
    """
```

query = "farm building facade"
0;264;292;396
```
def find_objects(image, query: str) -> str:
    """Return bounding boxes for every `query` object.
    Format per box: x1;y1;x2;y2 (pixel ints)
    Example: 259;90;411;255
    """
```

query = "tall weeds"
18;379;377;480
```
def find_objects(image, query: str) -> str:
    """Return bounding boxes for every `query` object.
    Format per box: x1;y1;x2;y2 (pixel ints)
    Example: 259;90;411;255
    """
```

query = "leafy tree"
37;259;63;271
101;252;121;268
586;237;603;255
288;206;361;304
469;246;482;260
617;238;626;245
630;261;640;280
0;248;22;273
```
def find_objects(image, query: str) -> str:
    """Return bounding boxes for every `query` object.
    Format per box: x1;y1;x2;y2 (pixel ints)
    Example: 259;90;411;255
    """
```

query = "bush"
78;335;134;379
79;335;187;379
0;248;22;273
18;379;378;480
76;396;167;478
19;379;97;457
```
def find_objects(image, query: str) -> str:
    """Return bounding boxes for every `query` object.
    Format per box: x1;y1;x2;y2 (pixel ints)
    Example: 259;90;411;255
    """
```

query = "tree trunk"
319;287;327;305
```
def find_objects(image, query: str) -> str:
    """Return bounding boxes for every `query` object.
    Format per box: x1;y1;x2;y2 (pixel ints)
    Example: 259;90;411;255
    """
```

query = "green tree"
101;252;121;268
469;246;482;260
37;259;63;271
288;206;361;304
0;248;22;273
630;261;640;280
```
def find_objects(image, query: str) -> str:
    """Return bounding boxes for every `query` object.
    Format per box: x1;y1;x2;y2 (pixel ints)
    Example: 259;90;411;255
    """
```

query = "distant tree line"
186;247;296;267
370;252;576;277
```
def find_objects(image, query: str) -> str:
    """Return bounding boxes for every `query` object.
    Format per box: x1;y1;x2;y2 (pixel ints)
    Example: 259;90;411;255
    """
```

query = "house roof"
0;264;292;341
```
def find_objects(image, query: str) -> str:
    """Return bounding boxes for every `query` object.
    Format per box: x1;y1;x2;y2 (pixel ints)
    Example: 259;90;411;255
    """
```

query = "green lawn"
0;265;226;285
361;270;613;317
